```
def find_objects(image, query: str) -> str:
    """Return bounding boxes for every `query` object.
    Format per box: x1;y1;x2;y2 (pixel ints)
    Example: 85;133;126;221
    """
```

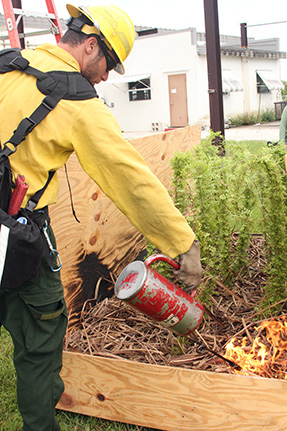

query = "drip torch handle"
7;174;29;216
144;254;180;270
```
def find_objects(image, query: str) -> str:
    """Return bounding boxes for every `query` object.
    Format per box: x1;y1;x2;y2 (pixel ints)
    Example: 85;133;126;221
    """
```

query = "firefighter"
0;4;203;430
280;105;287;146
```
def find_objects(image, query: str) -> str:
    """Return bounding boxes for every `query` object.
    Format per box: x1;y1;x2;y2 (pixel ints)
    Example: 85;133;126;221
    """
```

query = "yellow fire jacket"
0;43;195;258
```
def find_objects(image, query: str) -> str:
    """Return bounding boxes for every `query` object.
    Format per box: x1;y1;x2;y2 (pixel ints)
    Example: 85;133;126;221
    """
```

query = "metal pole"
240;22;248;48
203;0;225;140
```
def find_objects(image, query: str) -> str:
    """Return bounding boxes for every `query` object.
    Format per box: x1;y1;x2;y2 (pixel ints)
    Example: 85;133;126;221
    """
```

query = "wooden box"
58;350;287;431
52;125;287;430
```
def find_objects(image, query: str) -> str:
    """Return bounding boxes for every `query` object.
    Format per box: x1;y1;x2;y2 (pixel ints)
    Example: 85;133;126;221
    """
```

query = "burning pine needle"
224;316;287;379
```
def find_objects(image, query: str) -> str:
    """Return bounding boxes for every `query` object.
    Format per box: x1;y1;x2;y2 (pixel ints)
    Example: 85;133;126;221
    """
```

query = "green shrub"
230;107;275;126
230;112;258;126
260;107;275;123
170;133;287;314
282;80;287;100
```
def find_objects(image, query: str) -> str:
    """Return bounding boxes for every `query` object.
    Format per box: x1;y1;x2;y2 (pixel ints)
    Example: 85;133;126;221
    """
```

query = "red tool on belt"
7;174;29;216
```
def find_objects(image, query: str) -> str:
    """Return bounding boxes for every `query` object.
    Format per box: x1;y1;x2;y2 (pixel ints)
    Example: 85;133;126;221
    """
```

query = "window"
128;78;151;101
257;73;270;94
256;70;284;94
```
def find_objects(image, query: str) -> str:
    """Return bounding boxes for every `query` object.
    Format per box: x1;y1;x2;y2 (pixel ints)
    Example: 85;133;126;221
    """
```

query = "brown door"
168;74;188;127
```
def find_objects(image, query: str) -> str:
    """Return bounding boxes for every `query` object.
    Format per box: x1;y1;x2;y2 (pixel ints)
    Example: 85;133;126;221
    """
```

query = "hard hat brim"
66;4;82;18
115;63;124;75
66;3;126;75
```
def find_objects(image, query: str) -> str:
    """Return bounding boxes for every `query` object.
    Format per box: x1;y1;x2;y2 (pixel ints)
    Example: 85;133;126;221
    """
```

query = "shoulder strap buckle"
0;142;17;157
9;117;36;147
10;56;29;71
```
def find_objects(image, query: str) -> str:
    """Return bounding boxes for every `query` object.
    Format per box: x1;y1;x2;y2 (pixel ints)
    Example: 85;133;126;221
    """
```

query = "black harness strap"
0;48;98;215
3;63;68;155
1;53;69;211
25;171;56;212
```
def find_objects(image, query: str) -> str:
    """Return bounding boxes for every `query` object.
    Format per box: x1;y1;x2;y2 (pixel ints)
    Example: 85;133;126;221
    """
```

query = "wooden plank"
58;351;287;431
49;125;201;326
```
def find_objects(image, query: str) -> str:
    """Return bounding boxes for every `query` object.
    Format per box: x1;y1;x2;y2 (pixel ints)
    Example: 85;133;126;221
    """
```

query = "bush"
170;133;287;314
282;80;287;100
260;107;276;123
230;107;275;126
230;112;258;126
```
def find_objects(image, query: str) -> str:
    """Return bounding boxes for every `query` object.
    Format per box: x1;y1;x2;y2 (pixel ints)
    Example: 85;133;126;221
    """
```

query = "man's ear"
85;36;98;54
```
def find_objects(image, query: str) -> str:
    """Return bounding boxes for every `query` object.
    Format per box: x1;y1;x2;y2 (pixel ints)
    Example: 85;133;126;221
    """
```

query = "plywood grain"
58;351;287;431
49;125;201;326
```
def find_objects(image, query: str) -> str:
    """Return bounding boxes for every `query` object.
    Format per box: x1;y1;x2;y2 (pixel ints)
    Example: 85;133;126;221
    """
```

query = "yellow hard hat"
66;4;135;74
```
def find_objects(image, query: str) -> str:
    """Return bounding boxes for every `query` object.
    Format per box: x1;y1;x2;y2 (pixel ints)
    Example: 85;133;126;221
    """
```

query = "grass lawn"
0;327;155;430
225;139;279;154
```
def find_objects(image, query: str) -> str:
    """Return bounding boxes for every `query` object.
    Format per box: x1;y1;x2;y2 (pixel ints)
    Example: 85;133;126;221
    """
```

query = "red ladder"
1;0;63;48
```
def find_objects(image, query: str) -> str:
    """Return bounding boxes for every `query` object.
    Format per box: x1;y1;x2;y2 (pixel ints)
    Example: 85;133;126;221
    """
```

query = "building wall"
192;53;208;123
221;55;282;118
97;29;283;132
242;56;282;114
97;30;199;132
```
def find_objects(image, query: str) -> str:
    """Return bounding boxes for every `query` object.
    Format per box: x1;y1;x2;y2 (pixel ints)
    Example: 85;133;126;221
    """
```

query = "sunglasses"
97;38;117;72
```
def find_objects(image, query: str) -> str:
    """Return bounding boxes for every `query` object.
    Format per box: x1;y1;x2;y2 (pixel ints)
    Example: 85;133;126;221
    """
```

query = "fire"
224;315;287;379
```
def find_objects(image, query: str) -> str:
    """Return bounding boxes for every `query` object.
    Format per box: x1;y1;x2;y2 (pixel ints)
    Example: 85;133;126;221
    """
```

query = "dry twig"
65;236;287;378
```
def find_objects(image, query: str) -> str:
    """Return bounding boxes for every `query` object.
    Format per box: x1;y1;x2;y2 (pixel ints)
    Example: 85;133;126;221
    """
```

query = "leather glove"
173;240;203;293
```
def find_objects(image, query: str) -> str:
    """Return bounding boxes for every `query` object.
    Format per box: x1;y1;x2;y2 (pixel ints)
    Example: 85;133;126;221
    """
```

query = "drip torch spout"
196;342;242;370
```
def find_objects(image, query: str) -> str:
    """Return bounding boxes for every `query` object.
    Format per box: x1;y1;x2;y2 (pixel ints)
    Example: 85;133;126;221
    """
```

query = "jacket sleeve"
280;106;287;143
71;99;196;258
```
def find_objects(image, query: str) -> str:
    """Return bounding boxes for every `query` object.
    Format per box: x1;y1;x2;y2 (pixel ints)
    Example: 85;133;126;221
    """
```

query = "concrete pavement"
216;121;280;142
123;121;281;142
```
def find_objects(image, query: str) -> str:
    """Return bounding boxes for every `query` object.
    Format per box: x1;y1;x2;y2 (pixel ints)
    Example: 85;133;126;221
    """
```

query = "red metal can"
114;254;204;336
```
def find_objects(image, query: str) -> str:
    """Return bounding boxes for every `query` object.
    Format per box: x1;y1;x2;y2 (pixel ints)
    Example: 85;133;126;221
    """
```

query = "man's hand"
173;240;203;293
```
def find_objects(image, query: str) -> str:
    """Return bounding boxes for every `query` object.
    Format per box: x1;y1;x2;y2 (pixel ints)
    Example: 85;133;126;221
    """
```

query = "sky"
2;0;287;76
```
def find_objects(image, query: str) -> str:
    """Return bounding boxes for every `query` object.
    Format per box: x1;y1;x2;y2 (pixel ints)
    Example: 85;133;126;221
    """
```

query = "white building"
97;28;286;133
0;11;285;134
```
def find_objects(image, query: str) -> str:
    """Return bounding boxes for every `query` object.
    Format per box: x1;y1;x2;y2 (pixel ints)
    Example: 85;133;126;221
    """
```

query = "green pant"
0;225;67;431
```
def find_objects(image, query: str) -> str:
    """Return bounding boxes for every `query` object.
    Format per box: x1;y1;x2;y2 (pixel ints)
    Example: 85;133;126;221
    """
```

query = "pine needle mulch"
65;235;287;379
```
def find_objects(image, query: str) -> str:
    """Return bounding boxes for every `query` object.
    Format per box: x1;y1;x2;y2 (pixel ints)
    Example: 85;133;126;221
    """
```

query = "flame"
224;315;287;379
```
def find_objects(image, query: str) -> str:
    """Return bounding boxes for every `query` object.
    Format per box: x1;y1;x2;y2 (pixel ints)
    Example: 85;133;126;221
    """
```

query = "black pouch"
0;48;71;292
0;207;44;292
0;145;53;292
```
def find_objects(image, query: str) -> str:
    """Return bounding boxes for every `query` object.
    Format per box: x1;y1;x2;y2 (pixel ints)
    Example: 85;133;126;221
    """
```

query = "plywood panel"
49;125;201;326
58;351;287;431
